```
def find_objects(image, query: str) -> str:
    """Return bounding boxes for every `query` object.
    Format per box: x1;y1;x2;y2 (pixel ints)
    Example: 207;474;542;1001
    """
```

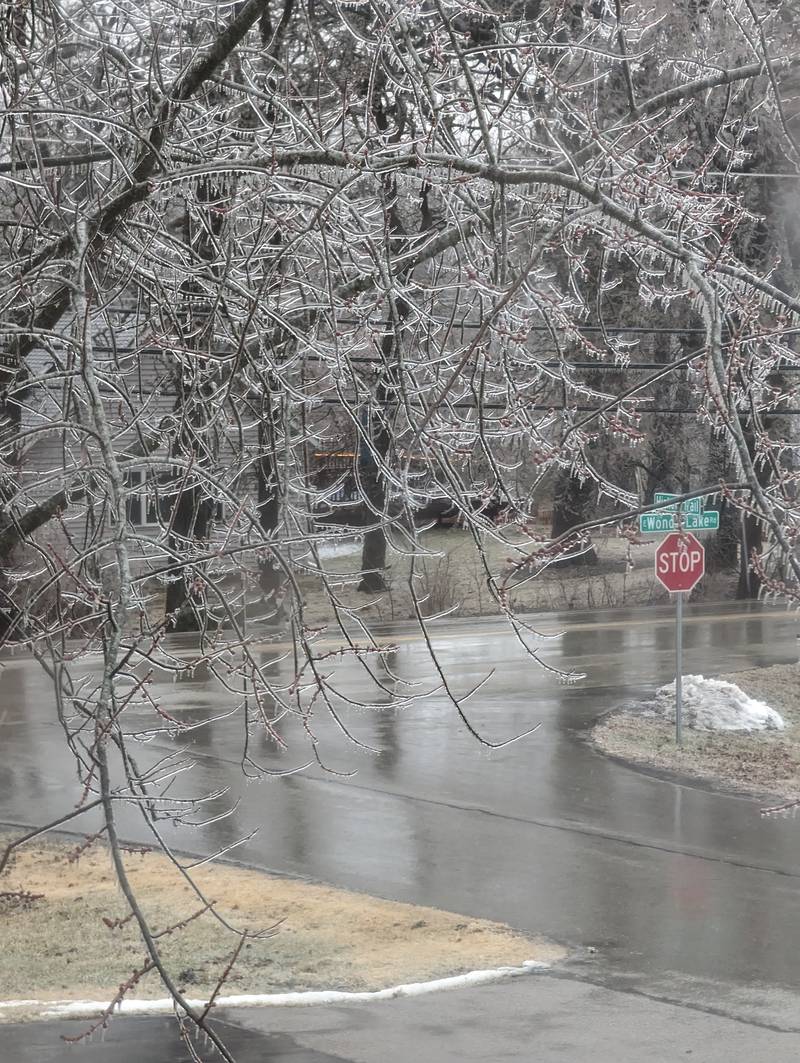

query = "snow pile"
29;962;550;1020
654;675;785;732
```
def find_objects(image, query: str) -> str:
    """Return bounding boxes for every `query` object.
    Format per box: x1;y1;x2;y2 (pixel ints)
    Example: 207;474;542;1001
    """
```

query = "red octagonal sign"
655;532;705;593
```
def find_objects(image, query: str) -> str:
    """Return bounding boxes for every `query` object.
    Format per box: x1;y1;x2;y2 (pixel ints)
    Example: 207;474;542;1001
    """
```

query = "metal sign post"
654;531;705;746
675;591;683;747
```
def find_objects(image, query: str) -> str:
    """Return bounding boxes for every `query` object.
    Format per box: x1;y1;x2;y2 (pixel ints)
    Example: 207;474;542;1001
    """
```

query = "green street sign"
639;512;677;533
688;511;720;531
639;510;720;533
653;492;702;515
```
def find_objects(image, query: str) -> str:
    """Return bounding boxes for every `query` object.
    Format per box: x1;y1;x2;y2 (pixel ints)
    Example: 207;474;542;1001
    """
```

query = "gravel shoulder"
591;662;800;802
0;838;562;1021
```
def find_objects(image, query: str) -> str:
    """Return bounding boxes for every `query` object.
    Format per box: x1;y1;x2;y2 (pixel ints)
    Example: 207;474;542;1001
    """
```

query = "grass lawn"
592;663;800;802
0;837;562;1020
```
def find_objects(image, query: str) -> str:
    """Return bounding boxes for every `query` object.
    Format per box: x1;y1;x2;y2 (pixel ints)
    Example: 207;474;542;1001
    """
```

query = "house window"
124;469;162;527
124;467;227;528
312;451;359;504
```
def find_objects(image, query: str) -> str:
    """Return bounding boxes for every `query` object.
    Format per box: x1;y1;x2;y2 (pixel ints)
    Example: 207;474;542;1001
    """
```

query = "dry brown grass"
0;838;562;1019
592;662;800;799
299;526;681;626
142;526;738;628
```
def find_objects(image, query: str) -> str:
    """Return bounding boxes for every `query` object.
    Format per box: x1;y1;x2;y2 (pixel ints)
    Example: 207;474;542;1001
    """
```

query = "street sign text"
639;511;719;533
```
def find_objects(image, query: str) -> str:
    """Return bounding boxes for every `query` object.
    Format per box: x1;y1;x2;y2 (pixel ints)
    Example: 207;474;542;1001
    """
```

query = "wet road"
2;601;799;1028
6;978;800;1062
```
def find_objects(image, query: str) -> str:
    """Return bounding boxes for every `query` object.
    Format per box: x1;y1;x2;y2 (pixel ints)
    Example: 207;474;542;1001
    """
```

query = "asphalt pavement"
2;600;800;1058
4;975;800;1062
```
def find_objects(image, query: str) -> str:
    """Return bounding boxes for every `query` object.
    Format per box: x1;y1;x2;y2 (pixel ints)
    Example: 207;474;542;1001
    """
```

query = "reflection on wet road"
1;601;798;1027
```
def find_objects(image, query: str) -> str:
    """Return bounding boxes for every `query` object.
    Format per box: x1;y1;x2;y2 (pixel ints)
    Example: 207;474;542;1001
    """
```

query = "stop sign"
655;532;705;592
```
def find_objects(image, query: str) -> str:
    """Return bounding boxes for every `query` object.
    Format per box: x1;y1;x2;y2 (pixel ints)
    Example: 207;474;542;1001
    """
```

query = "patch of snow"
654;675;784;732
315;537;361;559
18;962;549;1021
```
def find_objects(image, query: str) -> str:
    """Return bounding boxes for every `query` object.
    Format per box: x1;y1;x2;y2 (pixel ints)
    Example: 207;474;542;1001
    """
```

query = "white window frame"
124;468;162;528
125;466;228;529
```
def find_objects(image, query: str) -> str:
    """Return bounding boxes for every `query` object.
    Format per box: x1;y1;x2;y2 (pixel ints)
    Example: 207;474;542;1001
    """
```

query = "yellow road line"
18;608;790;664
251;608;794;654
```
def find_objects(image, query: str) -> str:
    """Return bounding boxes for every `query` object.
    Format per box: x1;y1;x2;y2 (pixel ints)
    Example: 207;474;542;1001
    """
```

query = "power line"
314;397;800;416
12;318;798;348
1;149;798;180
73;345;800;373
17;342;800;378
0;151;113;173
333;322;715;335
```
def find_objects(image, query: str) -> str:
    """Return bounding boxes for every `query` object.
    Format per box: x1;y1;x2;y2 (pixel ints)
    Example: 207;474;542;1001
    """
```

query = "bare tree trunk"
0;345;27;638
707;498;739;573
164;481;215;631
162;174;223;630
357;72;412;594
257;417;283;605
734;420;772;599
549;469;598;565
734;406;776;599
358;404;391;593
705;431;738;572
736;511;763;599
